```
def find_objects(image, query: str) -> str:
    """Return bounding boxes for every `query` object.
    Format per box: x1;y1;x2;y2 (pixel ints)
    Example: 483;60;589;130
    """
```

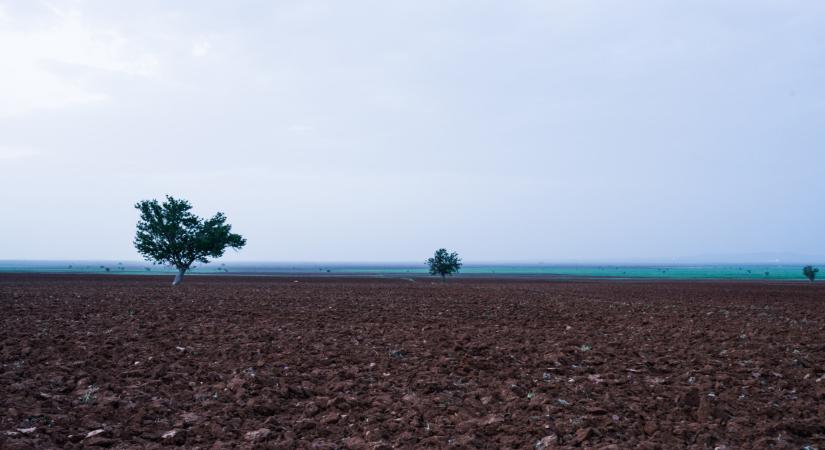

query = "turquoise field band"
0;262;817;281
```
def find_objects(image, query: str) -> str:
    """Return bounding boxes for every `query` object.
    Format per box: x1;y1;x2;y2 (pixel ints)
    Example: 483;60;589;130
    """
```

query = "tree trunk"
172;268;186;286
441;274;446;282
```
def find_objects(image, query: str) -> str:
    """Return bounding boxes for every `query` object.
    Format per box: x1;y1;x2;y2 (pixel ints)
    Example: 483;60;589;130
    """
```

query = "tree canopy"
426;248;462;281
134;196;246;285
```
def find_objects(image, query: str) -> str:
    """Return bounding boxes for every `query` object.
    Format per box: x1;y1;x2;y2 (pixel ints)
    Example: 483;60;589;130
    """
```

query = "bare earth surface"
1;274;825;449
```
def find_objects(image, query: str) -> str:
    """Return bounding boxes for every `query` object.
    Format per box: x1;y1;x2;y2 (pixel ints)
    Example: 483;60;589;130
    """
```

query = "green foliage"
134;196;246;273
426;248;462;280
803;265;819;283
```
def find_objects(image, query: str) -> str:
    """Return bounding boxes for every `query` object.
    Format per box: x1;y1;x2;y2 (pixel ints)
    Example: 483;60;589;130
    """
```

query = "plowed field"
2;275;824;449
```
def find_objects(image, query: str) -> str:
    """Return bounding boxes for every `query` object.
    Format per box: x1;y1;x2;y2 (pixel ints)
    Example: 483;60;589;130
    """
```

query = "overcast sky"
1;0;824;263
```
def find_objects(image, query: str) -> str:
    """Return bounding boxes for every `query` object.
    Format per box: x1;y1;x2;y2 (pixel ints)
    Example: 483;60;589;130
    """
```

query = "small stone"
161;428;187;445
17;427;35;434
85;429;105;439
244;428;271;442
535;434;558;449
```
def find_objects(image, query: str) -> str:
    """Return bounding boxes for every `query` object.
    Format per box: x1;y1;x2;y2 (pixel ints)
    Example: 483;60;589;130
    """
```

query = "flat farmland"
1;275;824;449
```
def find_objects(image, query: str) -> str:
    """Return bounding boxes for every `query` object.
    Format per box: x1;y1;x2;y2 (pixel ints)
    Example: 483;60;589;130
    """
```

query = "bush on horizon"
427;248;462;281
803;265;819;283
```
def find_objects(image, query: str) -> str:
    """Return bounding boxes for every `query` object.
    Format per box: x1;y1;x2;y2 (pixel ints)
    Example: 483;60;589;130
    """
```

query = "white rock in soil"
535;434;558;449
162;430;178;439
85;429;104;439
244;428;271;442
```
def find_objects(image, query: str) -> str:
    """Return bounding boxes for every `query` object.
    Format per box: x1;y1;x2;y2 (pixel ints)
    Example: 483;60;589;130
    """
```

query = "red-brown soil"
2;274;825;449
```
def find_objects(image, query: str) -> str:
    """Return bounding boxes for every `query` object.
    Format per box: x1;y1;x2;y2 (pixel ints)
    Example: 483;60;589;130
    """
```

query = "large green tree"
134;196;246;285
426;248;462;281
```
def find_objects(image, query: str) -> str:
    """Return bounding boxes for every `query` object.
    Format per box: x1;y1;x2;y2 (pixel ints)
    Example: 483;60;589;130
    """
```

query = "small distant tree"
134;196;246;285
426;248;462;281
803;265;819;283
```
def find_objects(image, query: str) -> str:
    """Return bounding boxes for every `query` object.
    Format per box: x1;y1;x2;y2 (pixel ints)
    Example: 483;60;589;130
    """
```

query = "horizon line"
2;259;824;266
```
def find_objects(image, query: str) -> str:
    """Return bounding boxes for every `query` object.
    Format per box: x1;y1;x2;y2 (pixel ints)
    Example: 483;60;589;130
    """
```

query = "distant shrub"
426;248;462;281
803;265;819;283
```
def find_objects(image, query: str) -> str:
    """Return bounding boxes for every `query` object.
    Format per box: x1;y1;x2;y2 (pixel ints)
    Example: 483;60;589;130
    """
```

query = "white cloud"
0;5;159;118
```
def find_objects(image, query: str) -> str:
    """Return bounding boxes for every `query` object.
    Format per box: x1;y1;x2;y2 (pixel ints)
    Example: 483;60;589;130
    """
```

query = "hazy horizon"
2;250;824;266
2;1;824;263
